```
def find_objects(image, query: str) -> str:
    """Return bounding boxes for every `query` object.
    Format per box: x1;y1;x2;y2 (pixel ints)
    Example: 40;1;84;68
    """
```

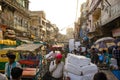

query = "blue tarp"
112;70;120;80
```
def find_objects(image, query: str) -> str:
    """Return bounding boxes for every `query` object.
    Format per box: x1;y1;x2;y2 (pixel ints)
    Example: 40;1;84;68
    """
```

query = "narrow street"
0;0;120;80
100;70;118;80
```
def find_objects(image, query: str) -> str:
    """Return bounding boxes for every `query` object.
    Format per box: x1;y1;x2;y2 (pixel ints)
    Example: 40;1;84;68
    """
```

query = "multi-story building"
74;20;80;40
46;21;56;42
30;11;59;42
86;0;120;44
30;11;46;41
100;0;120;37
66;27;74;40
0;0;30;40
47;23;59;44
74;2;89;45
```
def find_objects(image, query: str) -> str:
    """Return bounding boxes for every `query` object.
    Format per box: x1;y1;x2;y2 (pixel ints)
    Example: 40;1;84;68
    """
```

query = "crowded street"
0;0;120;80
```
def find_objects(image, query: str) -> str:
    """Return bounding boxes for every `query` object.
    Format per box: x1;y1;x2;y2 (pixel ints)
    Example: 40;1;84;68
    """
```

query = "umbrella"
95;37;115;44
94;37;116;49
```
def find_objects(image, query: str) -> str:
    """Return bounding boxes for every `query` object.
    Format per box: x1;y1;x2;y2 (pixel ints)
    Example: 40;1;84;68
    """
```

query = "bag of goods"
64;62;82;75
67;72;83;80
65;62;98;76
66;54;91;66
82;73;95;80
81;63;98;75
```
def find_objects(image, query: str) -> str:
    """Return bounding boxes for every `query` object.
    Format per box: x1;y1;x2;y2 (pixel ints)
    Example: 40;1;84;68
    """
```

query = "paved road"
100;70;118;80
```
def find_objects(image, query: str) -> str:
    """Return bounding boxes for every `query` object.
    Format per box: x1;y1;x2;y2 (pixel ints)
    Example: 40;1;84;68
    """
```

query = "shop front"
112;28;120;37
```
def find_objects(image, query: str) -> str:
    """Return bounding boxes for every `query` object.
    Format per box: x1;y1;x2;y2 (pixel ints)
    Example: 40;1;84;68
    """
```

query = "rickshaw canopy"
15;44;42;52
5;43;43;52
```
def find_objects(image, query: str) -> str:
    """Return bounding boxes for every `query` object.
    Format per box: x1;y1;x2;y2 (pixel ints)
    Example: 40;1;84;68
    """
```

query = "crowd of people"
43;46;111;80
71;46;120;70
0;44;119;80
0;52;22;80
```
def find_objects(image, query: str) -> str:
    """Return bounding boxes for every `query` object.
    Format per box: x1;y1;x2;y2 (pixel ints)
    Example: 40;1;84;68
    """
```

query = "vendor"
5;52;21;80
49;53;64;80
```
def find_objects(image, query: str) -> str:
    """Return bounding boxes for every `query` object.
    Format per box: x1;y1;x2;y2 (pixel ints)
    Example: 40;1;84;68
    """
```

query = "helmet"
55;53;62;59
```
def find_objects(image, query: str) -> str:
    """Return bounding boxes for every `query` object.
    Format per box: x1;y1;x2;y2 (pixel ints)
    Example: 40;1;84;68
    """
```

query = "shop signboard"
112;28;120;37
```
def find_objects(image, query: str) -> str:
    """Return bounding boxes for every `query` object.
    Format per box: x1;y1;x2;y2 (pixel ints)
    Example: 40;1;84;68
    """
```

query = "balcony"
1;0;29;15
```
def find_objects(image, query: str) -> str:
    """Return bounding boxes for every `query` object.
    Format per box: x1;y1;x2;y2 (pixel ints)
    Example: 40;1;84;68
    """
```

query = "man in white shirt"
49;53;64;80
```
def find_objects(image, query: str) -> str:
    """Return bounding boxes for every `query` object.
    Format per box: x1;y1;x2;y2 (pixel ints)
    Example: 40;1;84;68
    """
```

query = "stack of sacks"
66;54;91;67
64;54;98;80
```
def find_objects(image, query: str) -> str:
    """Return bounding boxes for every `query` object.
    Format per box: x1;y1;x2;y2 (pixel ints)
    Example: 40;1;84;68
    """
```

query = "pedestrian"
113;46;120;69
91;48;99;64
49;53;64;80
93;72;108;80
102;50;110;65
5;52;21;80
11;67;23;80
0;73;8;80
45;49;56;60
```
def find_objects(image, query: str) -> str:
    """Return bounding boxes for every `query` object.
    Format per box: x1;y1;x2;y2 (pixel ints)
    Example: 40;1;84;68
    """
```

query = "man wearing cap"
5;52;21;80
49;53;64;80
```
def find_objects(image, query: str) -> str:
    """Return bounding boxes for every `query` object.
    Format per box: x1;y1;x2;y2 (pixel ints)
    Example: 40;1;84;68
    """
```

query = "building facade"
75;0;120;46
30;11;47;41
0;0;30;40
30;11;59;43
74;2;89;45
86;0;120;44
46;21;59;43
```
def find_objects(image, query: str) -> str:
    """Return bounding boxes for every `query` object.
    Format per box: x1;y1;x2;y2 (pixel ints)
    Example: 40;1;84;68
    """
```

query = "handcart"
6;43;46;80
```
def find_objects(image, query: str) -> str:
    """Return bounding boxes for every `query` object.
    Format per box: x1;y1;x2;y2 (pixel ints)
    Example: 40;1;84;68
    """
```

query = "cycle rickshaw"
3;43;47;80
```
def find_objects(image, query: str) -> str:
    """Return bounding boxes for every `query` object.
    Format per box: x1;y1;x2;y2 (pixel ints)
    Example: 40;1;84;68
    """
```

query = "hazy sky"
29;0;86;34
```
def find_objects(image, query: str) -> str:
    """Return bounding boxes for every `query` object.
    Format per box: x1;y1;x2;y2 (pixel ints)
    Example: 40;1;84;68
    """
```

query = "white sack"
65;62;98;76
64;62;82;75
82;73;95;80
67;72;83;80
81;63;98;75
64;72;96;80
66;54;91;66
